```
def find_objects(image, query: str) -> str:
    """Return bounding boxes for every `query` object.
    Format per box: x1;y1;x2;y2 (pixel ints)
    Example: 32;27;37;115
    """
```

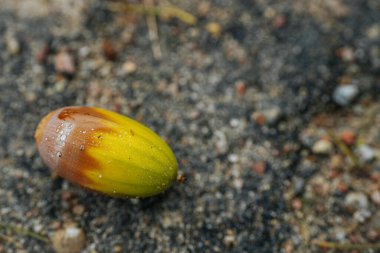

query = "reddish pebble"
337;182;348;193
336;47;354;62
54;49;76;76
252;112;267;125
292;198;302;210
252;161;266;175
102;39;118;61
61;191;73;201
328;169;340;179
348;233;360;244
177;174;186;183
36;42;51;64
282;145;291;154
371;172;380;182
371;190;380;205
49;221;62;230
340;130;356;145
73;205;85;216
235;81;247;96
367;229;380;241
272;15;286;28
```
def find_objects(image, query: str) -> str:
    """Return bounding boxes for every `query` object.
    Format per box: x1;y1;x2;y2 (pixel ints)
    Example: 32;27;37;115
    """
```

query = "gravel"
0;0;379;253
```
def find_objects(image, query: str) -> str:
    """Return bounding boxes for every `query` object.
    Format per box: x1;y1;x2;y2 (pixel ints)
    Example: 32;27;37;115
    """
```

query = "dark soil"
0;1;379;252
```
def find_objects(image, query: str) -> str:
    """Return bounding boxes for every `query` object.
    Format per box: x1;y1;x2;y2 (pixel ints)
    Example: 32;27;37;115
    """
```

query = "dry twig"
108;2;197;25
328;130;361;169
144;0;161;60
0;222;49;243
315;240;380;251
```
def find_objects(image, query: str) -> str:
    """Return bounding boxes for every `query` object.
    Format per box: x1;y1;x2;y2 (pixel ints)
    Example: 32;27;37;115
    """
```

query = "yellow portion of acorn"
34;106;178;198
82;108;178;197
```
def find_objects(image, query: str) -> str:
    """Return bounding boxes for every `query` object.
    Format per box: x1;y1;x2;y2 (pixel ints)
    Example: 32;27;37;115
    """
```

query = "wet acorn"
34;106;178;197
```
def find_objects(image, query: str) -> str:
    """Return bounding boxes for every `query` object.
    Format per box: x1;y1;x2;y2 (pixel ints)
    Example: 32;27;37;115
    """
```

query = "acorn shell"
34;106;178;198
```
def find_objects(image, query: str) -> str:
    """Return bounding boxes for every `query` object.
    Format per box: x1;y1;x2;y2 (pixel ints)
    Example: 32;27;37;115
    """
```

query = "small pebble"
52;224;86;253
261;107;282;125
228;154;239;163
235;81;247;96
311;176;330;196
161;215;174;228
371;190;380;205
229;118;240;128
197;2;210;16
54;49;76;76
102;39;118;61
223;229;236;247
78;46;91;57
369;212;380;233
36;42;51;64
72;204;85;216
336;47;355;62
205;22;222;38
333;227;347;241
215;131;228;155
251;112;267;125
356;144;375;163
312;139;333;155
122;61;137;74
291;198;302;210
332;84;359;106
33;224;43;233
371;171;380;182
345;192;369;210
337;182;348;193
6;33;20;55
330;155;343;169
366;24;380;39
251;161;266;175
340;130;356;145
272;15;287;29
130;198;140;205
24;91;37;103
113;245;123;253
49;221;61;230
293;177;305;195
367;229;380;241
353;209;371;223
233;178;243;190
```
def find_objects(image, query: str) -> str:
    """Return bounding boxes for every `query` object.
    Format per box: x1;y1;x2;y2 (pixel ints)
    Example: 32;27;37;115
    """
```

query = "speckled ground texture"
0;0;380;252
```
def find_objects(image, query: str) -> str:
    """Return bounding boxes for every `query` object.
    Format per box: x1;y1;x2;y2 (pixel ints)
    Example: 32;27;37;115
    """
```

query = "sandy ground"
0;0;379;252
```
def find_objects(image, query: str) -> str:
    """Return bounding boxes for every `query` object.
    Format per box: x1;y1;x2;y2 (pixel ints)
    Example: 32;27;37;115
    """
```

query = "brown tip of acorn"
34;110;56;145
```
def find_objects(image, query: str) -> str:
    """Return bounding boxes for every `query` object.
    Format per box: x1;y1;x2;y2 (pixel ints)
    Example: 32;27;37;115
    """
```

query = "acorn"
34;106;178;198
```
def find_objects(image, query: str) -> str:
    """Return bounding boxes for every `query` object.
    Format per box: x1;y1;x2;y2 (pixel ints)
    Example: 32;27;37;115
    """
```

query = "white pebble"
312;139;333;155
356;144;375;163
333;84;359;106
228;154;239;163
345;192;369;210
